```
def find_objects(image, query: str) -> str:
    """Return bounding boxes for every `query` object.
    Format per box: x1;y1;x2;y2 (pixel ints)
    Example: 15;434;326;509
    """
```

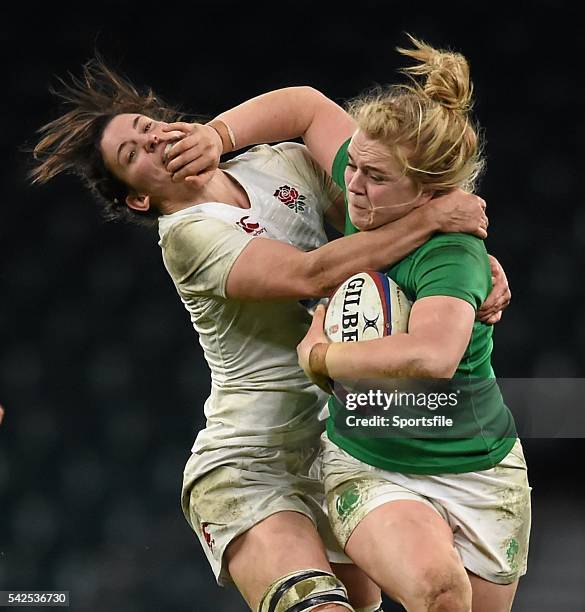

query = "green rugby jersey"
326;139;516;474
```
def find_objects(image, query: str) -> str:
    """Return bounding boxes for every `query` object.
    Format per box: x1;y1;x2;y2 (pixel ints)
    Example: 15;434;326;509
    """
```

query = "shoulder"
406;233;491;307
161;215;248;279
415;233;488;261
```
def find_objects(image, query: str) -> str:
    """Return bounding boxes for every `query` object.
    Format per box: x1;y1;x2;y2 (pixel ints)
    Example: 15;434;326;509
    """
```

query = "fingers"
162;129;187;143
169;154;208;181
473;227;488;240
166;139;201;173
477;310;502;325
165;125;222;182
478;290;510;314
184;168;217;188
312;303;327;324
477;290;511;325
162;121;195;133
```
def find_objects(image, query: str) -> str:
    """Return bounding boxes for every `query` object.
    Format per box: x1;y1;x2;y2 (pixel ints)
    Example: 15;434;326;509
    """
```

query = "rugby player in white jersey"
31;59;507;612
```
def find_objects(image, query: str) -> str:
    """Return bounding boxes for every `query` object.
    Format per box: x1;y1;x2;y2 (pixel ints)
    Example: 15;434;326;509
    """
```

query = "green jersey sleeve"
409;235;491;311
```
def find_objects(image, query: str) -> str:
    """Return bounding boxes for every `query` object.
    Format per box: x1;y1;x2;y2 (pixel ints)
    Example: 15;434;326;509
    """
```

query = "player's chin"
348;203;375;231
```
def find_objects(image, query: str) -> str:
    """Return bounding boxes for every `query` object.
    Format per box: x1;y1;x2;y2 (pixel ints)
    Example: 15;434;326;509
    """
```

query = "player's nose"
347;169;365;194
145;133;160;152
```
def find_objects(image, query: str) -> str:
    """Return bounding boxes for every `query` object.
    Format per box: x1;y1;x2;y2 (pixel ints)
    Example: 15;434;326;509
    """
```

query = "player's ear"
126;193;151;212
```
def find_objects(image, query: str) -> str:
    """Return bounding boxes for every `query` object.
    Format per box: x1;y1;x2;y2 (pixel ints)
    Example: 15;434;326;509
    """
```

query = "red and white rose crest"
273;185;306;213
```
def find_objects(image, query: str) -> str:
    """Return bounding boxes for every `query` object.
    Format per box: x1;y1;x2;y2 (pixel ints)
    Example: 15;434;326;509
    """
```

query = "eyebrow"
116;115;142;165
347;149;389;176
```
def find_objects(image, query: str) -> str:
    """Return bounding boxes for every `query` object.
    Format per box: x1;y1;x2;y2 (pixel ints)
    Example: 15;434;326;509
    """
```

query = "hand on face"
162;122;223;189
100;113;185;188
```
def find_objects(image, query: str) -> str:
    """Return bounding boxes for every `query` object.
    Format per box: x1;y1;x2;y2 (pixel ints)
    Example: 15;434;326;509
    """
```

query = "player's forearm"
316;335;454;380
213;87;322;151
305;206;440;296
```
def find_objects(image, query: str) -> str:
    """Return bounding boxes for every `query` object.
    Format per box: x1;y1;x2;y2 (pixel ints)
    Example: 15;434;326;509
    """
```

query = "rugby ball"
325;271;411;342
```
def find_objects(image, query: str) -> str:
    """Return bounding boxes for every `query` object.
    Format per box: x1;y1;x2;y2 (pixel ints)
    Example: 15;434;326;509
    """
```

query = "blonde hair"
346;34;485;195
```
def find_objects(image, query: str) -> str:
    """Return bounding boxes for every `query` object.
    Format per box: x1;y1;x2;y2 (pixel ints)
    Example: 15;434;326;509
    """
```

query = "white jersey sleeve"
161;216;253;299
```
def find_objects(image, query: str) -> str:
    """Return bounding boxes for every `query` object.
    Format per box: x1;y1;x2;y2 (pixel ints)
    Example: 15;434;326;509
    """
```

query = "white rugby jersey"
158;143;341;454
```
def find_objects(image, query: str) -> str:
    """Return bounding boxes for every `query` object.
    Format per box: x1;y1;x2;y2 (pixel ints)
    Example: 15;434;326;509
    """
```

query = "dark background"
1;1;583;610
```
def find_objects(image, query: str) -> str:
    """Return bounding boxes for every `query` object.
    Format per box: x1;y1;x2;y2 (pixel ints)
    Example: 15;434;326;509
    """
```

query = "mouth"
163;142;174;165
348;199;369;212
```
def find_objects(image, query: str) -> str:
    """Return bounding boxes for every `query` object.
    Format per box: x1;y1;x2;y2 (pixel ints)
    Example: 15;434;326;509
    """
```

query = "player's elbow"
294;86;327;106
413;348;459;379
406;342;459;378
309;270;340;299
298;254;337;298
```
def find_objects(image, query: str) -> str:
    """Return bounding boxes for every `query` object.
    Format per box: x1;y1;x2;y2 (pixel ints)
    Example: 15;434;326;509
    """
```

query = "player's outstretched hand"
432;188;488;239
297;305;333;393
163;122;223;187
478;255;511;324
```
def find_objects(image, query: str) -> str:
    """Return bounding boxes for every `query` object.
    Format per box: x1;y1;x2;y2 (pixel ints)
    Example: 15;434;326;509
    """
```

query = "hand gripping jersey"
158;143;341;462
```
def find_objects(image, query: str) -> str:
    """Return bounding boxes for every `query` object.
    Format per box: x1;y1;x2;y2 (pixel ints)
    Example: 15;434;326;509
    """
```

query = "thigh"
345;499;469;606
425;439;532;585
468;572;518;612
226;510;334;609
183;449;322;586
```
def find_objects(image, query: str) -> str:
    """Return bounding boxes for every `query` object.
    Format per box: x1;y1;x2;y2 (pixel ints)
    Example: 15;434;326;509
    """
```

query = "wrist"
206;119;236;154
418;203;441;233
309;343;330;378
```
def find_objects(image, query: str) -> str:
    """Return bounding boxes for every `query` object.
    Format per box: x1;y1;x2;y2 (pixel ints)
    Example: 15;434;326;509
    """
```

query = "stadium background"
1;1;583;610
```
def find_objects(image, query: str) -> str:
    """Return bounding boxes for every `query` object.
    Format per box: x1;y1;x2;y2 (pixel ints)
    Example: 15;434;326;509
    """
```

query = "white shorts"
181;441;351;586
321;434;531;585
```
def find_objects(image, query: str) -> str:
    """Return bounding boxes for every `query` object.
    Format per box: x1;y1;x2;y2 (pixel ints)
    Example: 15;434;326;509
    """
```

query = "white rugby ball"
325;271;411;342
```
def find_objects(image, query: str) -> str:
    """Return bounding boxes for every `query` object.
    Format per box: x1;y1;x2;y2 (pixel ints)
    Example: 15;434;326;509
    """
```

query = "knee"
428;586;472;612
410;568;472;612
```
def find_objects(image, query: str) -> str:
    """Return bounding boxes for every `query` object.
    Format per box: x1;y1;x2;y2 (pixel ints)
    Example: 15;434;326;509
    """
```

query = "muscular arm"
329;296;474;379
214;87;355;177
165;87;354;225
226;205;442;300
299;297;475;385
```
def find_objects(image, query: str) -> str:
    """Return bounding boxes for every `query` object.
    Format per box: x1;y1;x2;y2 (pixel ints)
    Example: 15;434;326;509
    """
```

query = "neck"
160;170;250;215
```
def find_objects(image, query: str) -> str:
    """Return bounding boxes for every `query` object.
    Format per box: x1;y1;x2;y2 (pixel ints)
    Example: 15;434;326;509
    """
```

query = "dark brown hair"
30;57;185;225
